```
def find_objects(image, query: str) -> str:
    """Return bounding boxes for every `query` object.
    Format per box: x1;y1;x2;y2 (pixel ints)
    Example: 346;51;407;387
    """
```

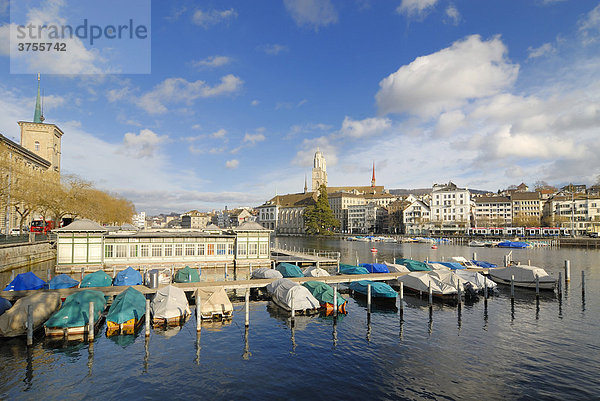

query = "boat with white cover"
396;272;458;299
151;285;191;325
265;278;320;314
302;266;330;277
488;264;556;290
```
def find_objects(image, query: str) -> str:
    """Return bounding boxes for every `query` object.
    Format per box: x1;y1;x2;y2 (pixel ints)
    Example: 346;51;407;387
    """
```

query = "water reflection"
242;327;251;360
366;312;371;343
195;331;200;365
87;342;94;377
144;335;150;372
24;345;33;391
428;307;433;336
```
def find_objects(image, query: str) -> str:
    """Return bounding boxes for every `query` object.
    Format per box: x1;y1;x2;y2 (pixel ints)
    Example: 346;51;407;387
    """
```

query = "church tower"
18;74;64;174
371;161;376;188
311;148;327;191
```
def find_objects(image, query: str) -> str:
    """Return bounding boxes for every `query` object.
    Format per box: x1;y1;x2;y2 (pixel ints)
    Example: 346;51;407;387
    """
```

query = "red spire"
371;161;376;187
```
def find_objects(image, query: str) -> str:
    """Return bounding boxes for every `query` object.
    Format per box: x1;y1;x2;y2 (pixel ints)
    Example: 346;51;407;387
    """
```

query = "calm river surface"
1;237;599;400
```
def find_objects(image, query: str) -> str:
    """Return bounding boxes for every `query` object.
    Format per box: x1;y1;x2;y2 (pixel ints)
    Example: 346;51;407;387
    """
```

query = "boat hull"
489;276;556;290
106;317;144;336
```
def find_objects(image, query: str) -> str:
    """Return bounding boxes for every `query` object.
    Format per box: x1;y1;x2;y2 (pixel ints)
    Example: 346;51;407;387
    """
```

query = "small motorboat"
195;287;233;320
113;266;143;286
454;270;497;293
302;266;330;277
488;264;556;290
151;285;191;326
0;293;61;337
80;270;113;288
395;258;432;272
4;272;46;291
302;281;347;314
266;278;320;314
173;266;200;283
396;272;458;299
275;263;304;278
349;280;397;303
384;262;410;273
370;248;378;253
497;241;531;249
45;290;106;338
339;264;369;275
106;287;147;336
469;240;487;247
251;267;283;279
428;261;466;270
360;263;389;273
431;245;438;249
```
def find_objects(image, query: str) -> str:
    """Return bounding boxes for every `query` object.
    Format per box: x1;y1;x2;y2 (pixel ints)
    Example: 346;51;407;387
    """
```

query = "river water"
0;237;599;400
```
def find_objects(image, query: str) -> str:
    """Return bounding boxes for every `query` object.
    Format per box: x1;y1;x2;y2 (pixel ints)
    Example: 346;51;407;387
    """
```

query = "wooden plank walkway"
271;247;339;266
0;269;489;301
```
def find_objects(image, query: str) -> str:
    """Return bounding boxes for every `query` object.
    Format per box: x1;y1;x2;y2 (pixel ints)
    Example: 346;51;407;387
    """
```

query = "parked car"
10;227;27;235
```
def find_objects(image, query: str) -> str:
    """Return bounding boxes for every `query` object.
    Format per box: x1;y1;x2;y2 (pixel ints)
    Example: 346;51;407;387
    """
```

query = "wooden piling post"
428;281;433;306
399;282;404;315
112;266;116;279
457;279;462;303
510;275;515;299
249;264;253;276
88;302;95;342
80;267;84;283
245;288;250;327
564;261;571;282
581;271;585;296
26;305;33;346
145;299;150;337
224;263;228;280
367;283;372;314
535;274;539;299
196;289;201;332
558;272;563;296
291;296;295;325
333;285;338;318
473;252;477;261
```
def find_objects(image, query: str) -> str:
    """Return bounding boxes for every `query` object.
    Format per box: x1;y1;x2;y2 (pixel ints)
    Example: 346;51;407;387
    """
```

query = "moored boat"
45;274;79;289
488;265;556;290
339;264;369;275
302;266;330;277
497;241;531;249
360;263;390;273
113;266;143;286
0;298;11;316
4;272;46;291
266;278;320;314
302;281;347;314
80;270;113;288
251;267;283;279
173;266;200;283
349;280;397;303
151;285;191;326
106;287;146;336
0;293;61;337
44;290;106;338
275;263;304;278
396;272;458;299
384;262;410;273
395;258;432;272
195;287;233;320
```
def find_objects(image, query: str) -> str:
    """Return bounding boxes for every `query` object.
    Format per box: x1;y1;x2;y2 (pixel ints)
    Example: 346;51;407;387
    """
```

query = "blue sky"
1;0;599;214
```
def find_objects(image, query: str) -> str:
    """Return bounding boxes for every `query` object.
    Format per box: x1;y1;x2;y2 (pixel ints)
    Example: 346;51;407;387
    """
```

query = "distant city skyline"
1;0;599;214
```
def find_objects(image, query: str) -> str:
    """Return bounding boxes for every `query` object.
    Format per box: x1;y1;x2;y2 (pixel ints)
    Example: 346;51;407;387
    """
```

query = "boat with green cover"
80;270;113;288
106;287;147;336
349;280;398;303
302;281;347;314
339;264;369;275
174;266;200;283
45;290;107;337
276;263;304;278
395;258;432;272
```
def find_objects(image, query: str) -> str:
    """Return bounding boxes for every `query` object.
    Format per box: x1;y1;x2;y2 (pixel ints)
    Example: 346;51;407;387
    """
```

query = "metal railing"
272;244;340;260
0;233;52;246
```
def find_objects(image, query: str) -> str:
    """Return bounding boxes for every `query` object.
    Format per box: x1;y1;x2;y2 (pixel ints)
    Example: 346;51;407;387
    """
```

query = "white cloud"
211;129;228;139
376;35;519;117
339;116;391;138
192;8;237;28
258;44;289;55
251;100;260;106
434;110;465;137
445;5;460;25
292;136;338;167
243;133;266;144
106;86;132;102
579;4;600;45
121;129;168;158
396;0;438;17
283;0;338;29
137;75;243;114
193;55;233;69
527;42;556;59
225;159;239;169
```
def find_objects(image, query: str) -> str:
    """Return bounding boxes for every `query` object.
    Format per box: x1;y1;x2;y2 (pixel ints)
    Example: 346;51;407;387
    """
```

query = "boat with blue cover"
106;287;146;336
80;270;113;288
429;261;466;270
45;290;107;338
45;274;79;289
113;267;143;286
360;263;390;273
497;241;531;249
4;272;46;291
349;280;397;303
339;264;369;275
275;263;304;278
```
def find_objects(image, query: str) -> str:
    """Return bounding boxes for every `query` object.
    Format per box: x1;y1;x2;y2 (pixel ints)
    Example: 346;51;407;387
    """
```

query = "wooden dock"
0;269;490;301
270;247;339;267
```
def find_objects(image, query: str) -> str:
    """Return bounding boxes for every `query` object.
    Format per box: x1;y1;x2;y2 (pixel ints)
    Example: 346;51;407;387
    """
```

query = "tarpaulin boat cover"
4;272;46;291
151;285;190;320
429;261;466;270
0;298;11;316
429;270;465;292
251;267;283;279
489;265;555;285
349;280;397;299
497;241;530;248
0;292;61;337
471;260;497;268
45;290;106;329
196;287;233;317
106;287;146;324
302;281;346;306
395;259;432;272
265;278;319;311
113;267;143;286
385;262;410;273
276;263;304;278
427;262;451;270
454;270;497;291
80;270;113;288
174;266;200;283
396;272;457;296
339;264;369;275
302;266;330;277
45;274;79;290
360;263;390;273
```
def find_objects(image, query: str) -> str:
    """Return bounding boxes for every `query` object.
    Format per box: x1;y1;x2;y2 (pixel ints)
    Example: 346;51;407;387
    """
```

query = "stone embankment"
0;241;55;272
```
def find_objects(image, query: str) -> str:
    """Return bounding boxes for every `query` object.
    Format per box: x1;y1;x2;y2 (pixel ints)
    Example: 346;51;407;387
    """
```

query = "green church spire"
34;73;42;123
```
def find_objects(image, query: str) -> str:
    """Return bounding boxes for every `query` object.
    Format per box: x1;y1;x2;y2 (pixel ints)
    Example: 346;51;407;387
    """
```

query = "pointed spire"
371;161;376;188
34;73;42;123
